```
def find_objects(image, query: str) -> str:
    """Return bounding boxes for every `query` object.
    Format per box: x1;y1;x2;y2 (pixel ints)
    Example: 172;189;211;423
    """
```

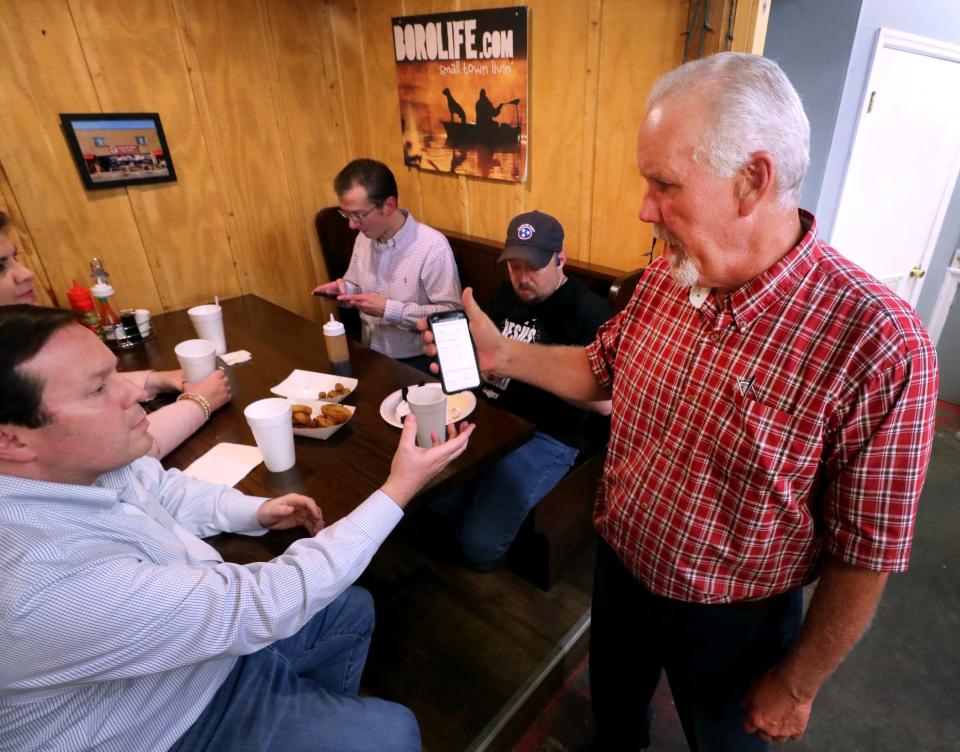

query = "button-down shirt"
0;458;402;752
585;211;938;604
344;210;461;358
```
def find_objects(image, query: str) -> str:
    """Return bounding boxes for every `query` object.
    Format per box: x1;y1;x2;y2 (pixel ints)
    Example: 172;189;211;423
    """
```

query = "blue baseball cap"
499;210;564;268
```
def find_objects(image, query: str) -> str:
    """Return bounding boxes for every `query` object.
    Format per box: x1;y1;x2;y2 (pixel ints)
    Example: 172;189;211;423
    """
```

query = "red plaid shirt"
586;212;938;603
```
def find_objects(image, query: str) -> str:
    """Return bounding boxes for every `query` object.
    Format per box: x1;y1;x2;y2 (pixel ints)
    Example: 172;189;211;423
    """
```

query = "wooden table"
117;294;534;562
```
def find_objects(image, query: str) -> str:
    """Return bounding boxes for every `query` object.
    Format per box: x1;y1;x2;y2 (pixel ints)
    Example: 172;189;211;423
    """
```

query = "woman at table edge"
0;210;230;459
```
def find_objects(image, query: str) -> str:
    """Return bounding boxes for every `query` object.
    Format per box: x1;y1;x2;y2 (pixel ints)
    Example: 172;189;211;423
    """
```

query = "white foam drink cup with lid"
405;384;447;448
174;339;217;383
188;304;227;355
323;314;352;377
243;398;296;472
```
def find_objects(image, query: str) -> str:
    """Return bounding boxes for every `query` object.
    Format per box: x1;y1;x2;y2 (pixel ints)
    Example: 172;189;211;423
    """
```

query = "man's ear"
736;152;777;217
382;196;399;214
556;249;567;268
0;427;38;464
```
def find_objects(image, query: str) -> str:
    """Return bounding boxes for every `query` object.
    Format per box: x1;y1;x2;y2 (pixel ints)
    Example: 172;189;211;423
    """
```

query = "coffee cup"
243;398;296;472
188;304;227;355
174;339;217;383
405;384;447;448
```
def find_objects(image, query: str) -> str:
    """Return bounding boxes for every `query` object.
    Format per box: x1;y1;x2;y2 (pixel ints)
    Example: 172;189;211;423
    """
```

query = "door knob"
909;267;926;278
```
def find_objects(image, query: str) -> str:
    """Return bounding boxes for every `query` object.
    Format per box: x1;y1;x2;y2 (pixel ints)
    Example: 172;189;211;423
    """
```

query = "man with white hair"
423;52;938;750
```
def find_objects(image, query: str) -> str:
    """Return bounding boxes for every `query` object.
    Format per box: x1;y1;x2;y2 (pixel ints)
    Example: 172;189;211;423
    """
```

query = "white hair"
647;52;810;207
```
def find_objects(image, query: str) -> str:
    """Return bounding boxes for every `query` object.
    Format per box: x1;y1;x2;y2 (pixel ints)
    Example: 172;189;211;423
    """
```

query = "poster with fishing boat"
392;6;528;182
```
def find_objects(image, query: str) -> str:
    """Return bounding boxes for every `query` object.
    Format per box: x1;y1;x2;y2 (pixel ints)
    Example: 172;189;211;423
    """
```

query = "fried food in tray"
316;383;351;399
290;402;352;429
291;405;314;426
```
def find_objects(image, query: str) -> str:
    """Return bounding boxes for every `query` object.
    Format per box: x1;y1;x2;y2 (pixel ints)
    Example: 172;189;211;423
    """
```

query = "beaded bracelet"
176;392;212;422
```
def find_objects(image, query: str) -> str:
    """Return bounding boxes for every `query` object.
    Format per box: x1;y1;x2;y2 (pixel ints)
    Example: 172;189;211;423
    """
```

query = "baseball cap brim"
498;244;554;268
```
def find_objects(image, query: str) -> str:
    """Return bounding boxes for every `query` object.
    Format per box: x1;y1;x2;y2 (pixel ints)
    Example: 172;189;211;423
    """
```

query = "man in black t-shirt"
433;211;612;571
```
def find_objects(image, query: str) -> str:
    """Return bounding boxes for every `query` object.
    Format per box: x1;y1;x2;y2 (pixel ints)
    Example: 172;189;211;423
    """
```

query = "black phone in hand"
428;310;481;394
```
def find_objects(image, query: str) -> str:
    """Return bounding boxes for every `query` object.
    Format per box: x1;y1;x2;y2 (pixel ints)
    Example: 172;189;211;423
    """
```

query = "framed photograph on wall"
59;112;177;190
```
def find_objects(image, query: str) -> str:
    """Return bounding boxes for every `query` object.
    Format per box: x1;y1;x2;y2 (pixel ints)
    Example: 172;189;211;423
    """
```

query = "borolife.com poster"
392;6;528;183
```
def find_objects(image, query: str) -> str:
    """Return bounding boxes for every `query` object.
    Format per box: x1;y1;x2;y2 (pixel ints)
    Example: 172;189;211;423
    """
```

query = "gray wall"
763;0;863;213
938;284;960;404
817;0;960;325
764;0;960;401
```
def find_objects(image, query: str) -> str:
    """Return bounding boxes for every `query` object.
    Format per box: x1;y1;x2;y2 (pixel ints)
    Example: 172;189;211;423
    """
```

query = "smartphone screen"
429;311;481;394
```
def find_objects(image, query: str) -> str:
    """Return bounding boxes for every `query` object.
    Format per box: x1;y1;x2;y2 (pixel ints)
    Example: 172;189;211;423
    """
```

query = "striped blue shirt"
345;210;462;358
0;458;402;751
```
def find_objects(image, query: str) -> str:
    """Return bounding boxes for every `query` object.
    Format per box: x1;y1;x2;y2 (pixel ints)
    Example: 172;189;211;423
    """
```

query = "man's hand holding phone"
338;291;387;317
311;280;345;299
419;288;506;383
426;309;481;393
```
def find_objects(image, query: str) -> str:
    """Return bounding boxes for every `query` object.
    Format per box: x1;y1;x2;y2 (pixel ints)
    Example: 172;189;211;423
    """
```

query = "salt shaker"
323;314;352;377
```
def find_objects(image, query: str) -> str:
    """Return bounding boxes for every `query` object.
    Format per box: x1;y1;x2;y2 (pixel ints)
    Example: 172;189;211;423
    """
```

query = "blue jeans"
432;431;578;567
590;539;803;752
170;587;420;752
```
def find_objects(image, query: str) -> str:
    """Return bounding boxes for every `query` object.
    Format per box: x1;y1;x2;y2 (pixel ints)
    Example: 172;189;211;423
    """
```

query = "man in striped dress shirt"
425;53;939;750
313;158;462;373
0;305;473;752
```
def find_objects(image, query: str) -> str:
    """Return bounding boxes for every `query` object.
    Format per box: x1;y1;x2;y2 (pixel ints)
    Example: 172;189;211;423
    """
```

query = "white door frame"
833;27;960;305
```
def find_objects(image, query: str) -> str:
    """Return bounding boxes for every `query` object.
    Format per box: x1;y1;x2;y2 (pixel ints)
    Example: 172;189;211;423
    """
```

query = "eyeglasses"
337;205;379;223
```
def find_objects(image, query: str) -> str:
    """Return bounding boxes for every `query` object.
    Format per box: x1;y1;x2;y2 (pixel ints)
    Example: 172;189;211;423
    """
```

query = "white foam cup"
243;398;296;472
187;304;227;355
134;308;151;337
174;339;217;383
405;384;447;448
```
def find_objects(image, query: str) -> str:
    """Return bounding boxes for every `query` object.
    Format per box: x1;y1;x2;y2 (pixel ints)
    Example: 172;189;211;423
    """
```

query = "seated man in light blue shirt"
0;305;474;752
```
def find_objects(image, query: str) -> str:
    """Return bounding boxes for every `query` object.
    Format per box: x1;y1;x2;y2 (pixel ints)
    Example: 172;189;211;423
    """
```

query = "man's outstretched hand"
380;414;475;507
418;288;506;379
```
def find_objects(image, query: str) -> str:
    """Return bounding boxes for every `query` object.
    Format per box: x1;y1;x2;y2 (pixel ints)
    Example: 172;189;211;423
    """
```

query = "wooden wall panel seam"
262;0;330;317
64;0;105;111
68;0;165;309
579;0;604;264
317;2;356;191
258;0;317;309
171;0;249;299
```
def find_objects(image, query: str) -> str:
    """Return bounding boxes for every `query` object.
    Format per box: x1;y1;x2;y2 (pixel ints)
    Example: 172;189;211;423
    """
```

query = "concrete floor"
789;406;960;752
787;405;960;751
519;404;960;752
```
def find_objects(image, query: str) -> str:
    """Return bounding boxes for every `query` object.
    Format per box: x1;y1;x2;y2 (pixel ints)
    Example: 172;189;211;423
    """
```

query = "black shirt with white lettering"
481;276;612;448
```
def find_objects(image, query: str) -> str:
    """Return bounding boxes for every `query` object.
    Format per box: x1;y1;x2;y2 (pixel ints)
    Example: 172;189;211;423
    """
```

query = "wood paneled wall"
0;0;767;319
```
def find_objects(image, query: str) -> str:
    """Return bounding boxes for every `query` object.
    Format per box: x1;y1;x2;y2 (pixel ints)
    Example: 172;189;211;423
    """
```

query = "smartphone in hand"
312;286;339;299
428;310;481;394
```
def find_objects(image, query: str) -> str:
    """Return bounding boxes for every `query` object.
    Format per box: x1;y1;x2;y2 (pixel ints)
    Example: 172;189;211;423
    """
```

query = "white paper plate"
379;384;476;428
270;369;358;403
287;398;356;440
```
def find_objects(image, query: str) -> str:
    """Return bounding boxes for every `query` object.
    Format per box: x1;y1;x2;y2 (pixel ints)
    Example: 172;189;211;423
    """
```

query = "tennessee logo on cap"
517;223;535;241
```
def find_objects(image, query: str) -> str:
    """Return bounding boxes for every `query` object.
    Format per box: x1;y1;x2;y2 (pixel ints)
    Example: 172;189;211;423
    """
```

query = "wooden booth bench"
316;208;643;589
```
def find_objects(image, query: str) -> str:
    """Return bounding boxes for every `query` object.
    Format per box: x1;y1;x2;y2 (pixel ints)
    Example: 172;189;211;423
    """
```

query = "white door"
830;28;960;305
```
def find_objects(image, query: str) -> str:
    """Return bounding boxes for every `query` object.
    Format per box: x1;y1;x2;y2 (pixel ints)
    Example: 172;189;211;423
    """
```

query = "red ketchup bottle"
66;280;104;340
